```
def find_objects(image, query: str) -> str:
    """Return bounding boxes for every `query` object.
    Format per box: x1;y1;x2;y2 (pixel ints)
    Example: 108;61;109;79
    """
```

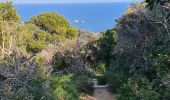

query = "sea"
14;3;130;32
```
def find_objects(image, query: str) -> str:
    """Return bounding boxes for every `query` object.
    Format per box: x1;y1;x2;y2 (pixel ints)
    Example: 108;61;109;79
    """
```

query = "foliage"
0;1;20;22
30;12;78;40
85;29;116;74
50;74;91;100
100;2;170;100
146;0;170;9
51;35;94;74
0;1;19;59
94;62;106;74
106;72;124;92
16;24;49;54
52;52;69;72
0;2;89;100
66;27;78;39
116;76;160;100
96;29;116;66
0;18;19;59
2;1;170;100
0;56;91;100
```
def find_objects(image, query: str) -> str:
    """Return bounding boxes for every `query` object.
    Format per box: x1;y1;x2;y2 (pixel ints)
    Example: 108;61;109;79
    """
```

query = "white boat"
74;19;85;23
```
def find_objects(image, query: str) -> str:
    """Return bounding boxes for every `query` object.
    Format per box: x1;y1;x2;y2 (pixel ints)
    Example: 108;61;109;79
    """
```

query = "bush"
30;12;78;40
50;74;91;100
103;2;170;100
52;52;68;72
117;77;159;100
26;76;52;100
95;62;106;74
26;40;46;53
16;24;49;54
0;1;20;22
66;27;78;39
107;73;124;92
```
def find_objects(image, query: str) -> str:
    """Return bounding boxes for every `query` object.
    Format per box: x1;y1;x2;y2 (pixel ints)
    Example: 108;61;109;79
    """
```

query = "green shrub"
35;56;46;76
0;1;20;22
26;77;52;100
107;73;124;92
117;77;159;100
30;12;78;40
95;29;117;67
26;40;46;53
16;24;49;54
2;73;91;100
52;53;68;72
66;27;78;39
117;85;159;100
50;74;90;100
137;89;159;100
117;84;135;100
95;62;106;74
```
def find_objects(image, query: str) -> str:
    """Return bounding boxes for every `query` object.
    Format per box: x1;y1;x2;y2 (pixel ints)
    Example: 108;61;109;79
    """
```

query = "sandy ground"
92;79;115;100
81;79;115;100
93;87;115;100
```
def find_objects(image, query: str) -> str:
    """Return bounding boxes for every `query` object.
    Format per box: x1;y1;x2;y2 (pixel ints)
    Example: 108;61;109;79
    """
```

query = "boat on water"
74;19;86;23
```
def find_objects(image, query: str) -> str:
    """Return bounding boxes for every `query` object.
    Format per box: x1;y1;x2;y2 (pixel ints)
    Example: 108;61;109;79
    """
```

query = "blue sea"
15;3;130;32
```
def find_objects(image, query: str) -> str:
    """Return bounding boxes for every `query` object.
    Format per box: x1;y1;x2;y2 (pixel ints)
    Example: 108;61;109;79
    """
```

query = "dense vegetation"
0;2;92;100
29;12;78;41
0;0;170;100
91;1;170;100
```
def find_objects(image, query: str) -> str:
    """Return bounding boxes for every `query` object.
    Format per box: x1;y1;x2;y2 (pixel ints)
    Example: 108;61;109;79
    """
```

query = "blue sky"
0;0;142;4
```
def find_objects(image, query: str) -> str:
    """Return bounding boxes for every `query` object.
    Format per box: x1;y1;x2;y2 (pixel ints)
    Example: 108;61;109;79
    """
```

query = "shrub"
95;62;106;74
107;73;124;92
104;2;170;99
0;1;20;22
50;74;91;100
30;12;78;40
16;24;49;54
26;40;46;53
66;27;78;39
117;77;159;100
52;52;68;72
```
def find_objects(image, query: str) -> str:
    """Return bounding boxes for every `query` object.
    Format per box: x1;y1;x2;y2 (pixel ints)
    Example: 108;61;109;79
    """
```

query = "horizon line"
12;2;133;4
0;1;142;4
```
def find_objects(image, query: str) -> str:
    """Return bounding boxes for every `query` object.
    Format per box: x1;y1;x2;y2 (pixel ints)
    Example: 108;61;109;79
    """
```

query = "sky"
0;0;142;4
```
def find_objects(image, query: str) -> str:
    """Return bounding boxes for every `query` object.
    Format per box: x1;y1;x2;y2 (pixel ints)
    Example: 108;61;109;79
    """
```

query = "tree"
0;21;18;59
16;24;49;54
106;2;170;99
0;2;20;59
30;12;78;39
0;1;20;22
146;0;170;37
146;0;169;9
97;29;117;66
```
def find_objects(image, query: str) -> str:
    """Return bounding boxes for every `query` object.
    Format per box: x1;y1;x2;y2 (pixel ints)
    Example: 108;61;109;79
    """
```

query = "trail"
92;79;115;100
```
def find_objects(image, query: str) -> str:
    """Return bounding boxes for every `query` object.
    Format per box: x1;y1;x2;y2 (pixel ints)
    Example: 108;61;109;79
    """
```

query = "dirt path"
92;79;115;100
93;87;115;100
